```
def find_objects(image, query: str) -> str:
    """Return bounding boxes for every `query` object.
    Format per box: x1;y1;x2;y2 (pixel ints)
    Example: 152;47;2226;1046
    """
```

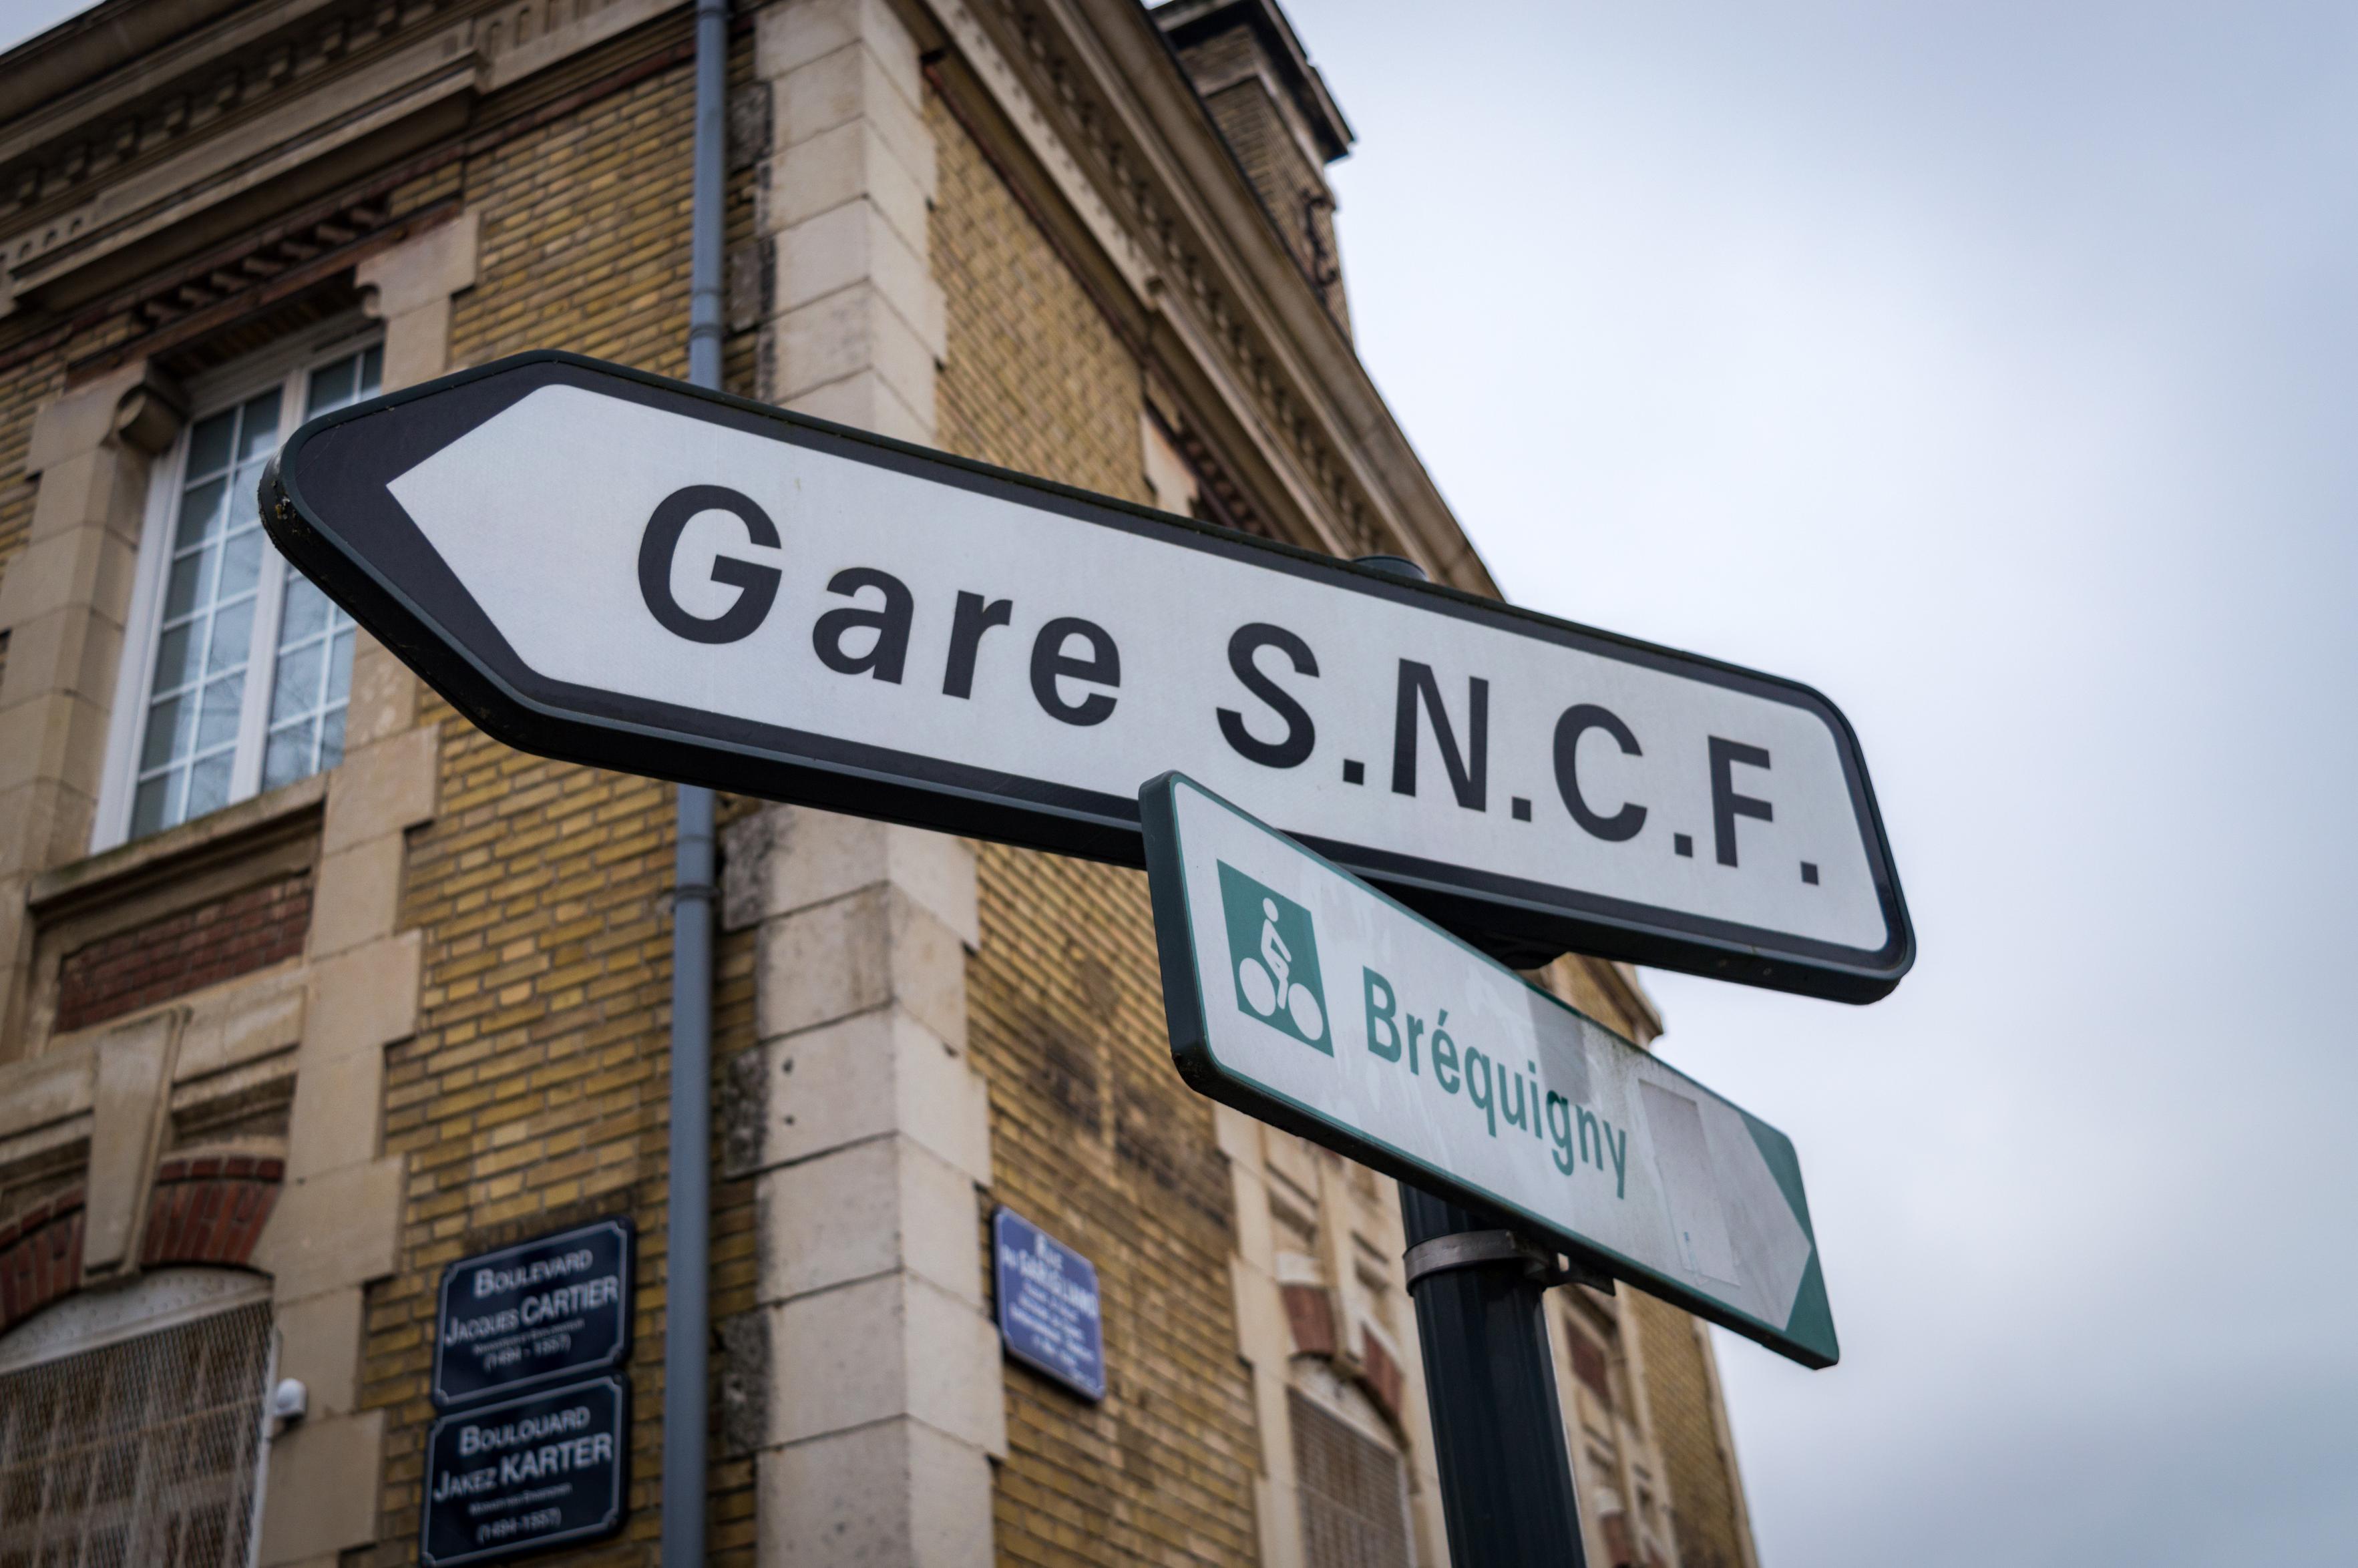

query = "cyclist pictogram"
1216;862;1330;1053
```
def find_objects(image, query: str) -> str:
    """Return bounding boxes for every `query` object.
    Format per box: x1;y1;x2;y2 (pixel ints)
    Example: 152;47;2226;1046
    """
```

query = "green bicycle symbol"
1217;862;1330;1053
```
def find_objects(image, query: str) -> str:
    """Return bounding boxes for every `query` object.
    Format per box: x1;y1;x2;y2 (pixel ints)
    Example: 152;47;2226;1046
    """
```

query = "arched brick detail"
142;1153;284;1269
1283;1282;1338;1356
1357;1324;1406;1428
0;1189;86;1333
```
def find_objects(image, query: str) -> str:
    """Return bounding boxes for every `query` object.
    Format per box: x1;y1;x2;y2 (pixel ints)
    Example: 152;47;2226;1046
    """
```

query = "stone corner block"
732;806;976;941
733;1008;986;1179
272;1287;367;1417
322;723;439;853
25;363;153;476
283;1044;387;1181
357;208;481;318
342;632;418;751
307;832;405;958
767;1273;1003;1456
759;1417;994;1568
304;930;423;1061
255;1155;404;1299
256;1408;386;1566
755;1133;982;1308
783;368;932;447
757;0;921;98
755;886;968;1050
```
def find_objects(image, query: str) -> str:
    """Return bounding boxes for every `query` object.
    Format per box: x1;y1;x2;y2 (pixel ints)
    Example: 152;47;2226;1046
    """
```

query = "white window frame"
93;317;385;852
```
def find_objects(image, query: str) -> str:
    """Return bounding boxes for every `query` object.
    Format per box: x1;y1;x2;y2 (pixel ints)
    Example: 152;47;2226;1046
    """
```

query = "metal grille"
0;1300;272;1568
1292;1389;1414;1568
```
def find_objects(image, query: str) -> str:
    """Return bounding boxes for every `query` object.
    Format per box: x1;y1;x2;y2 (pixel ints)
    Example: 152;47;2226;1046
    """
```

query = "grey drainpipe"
665;0;727;1558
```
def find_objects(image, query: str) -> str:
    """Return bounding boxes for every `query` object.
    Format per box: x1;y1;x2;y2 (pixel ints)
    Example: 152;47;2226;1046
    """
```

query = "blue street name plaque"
993;1207;1107;1402
433;1218;634;1408
418;1376;628;1567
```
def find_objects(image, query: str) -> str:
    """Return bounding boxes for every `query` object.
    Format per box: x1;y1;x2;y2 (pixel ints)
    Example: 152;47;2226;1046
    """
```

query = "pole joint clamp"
1403;1230;1612;1294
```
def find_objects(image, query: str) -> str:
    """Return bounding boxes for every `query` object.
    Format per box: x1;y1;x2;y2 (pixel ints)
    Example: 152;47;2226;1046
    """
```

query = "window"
1292;1388;1414;1568
0;1271;274;1567
98;334;381;847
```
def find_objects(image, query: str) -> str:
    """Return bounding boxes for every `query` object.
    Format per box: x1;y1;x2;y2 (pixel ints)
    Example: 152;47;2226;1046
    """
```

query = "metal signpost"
258;350;1911;1003
259;348;1897;1566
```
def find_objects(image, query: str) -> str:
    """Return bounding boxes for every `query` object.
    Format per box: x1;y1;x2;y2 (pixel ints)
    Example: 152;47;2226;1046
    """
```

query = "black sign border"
431;1217;634;1409
1139;771;1836;1370
262;350;1913;1002
991;1205;1108;1403
417;1374;631;1568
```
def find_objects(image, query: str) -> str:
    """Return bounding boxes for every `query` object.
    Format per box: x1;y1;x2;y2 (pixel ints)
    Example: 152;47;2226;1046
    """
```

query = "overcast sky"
8;1;2354;1562
1284;1;2358;1563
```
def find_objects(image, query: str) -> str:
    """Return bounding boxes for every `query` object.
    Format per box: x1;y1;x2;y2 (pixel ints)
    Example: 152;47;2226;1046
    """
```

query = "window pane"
262;720;315;791
217;526;262;602
173;477;226;552
305;345;383;418
195;674;243;750
184;751;233;819
261;555;356;796
280;574;331;644
232;458;271;526
140;694;188;772
128;778;172;839
152;623;196;692
270;642;322;723
162;547;210;621
205;598;253;676
306;357;355;415
185;409;234;479
234;391;280;461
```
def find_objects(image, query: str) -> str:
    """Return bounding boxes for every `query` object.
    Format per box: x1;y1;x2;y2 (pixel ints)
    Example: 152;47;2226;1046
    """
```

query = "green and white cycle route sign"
1141;771;1838;1368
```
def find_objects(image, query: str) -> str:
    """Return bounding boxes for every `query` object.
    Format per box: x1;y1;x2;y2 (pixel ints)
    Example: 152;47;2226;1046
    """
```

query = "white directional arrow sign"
1141;772;1835;1366
262;351;1912;1000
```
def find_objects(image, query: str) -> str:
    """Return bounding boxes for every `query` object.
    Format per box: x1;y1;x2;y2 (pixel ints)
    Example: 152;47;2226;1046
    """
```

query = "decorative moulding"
0;0;688;319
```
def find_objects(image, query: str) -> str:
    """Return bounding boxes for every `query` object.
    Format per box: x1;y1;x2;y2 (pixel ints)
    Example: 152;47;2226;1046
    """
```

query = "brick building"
0;1;1764;1565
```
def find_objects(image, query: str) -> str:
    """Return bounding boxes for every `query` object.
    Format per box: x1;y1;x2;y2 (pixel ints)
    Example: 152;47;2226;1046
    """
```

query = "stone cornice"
936;0;1497;596
0;0;688;320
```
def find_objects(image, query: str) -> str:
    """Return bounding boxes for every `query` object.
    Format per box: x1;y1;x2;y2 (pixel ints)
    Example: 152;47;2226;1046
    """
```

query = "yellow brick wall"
1629;1294;1750;1568
931;93;1267;1565
0;359;50;698
353;43;767;1567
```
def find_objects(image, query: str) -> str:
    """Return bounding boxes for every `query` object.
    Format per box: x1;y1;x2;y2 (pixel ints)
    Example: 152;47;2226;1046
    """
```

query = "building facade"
0;1;1763;1565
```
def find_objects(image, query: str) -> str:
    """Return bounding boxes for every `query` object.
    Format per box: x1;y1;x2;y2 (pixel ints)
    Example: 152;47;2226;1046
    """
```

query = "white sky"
1284;1;2358;1563
7;1;2354;1561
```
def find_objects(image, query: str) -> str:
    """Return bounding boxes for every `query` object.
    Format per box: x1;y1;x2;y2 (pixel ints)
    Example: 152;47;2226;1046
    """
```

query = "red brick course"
0;1188;84;1332
54;873;312;1032
1358;1324;1406;1428
141;1153;284;1270
1283;1282;1338;1356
